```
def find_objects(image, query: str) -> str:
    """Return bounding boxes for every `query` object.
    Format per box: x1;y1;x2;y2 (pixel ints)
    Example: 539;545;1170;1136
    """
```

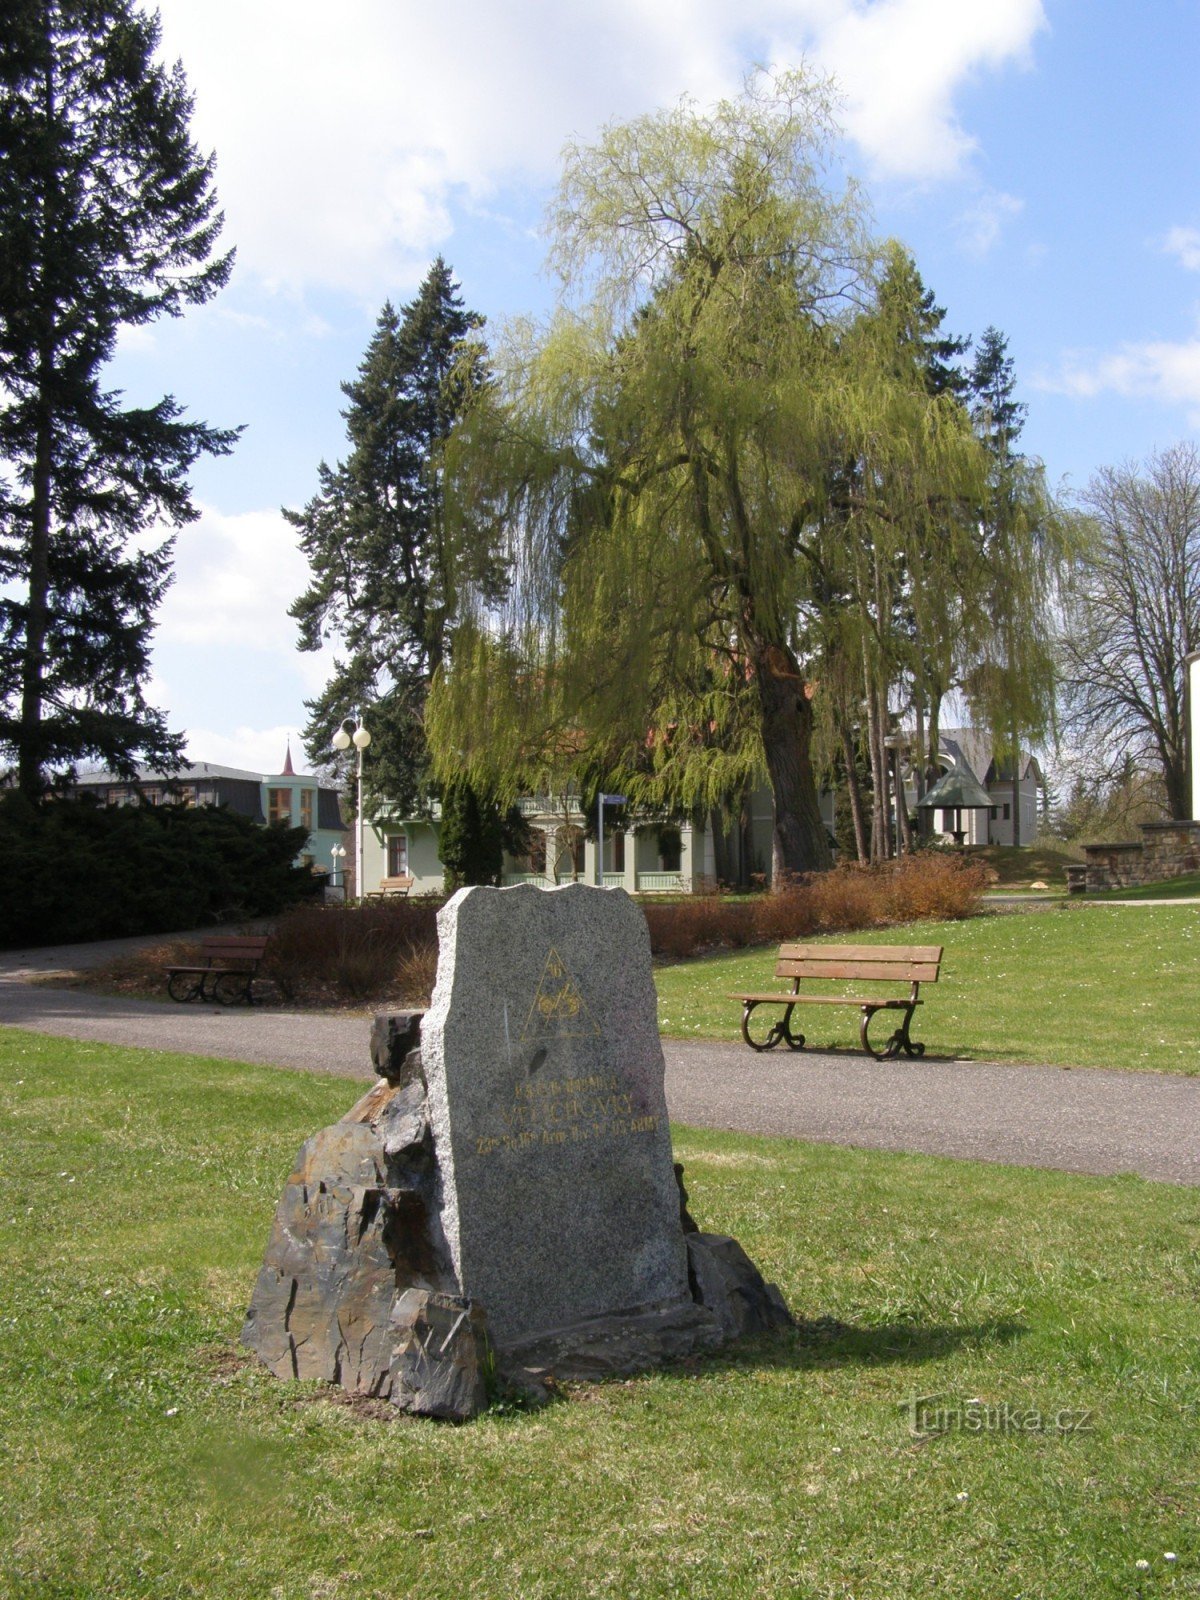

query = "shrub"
640;897;757;960
0;793;316;947
645;853;989;959
262;900;441;1004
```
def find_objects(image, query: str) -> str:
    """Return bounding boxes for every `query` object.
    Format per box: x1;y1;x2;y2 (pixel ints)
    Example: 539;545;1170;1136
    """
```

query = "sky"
106;0;1200;777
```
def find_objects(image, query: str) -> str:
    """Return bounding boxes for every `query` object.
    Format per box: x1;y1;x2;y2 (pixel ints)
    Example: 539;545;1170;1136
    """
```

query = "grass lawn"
964;843;1081;889
655;904;1200;1074
2;1029;1198;1599
2;1024;1200;1600
1092;872;1200;902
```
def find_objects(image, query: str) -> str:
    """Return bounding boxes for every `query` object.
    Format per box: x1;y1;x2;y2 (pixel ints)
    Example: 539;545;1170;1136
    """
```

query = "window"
658;826;682;873
387;834;409;876
989;806;998;820
1002;803;1011;821
572;833;586;875
529;832;546;874
300;789;314;831
613;832;625;872
268;788;292;824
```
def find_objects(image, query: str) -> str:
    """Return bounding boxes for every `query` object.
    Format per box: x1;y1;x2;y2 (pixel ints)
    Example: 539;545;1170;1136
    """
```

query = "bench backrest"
775;943;942;985
379;875;414;890
199;935;270;969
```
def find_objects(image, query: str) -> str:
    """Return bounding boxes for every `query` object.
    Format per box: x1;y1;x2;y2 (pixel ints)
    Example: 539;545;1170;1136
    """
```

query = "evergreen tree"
0;0;239;795
969;326;1027;457
288;259;503;818
965;328;1054;847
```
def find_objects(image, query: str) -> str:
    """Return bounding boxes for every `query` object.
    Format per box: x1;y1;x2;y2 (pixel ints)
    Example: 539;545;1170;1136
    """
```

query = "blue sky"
110;0;1200;775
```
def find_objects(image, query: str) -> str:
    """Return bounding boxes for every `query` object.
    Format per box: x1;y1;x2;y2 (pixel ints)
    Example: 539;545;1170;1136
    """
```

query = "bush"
262;900;440;1004
76;854;989;1006
0;794;317;947
643;854;990;960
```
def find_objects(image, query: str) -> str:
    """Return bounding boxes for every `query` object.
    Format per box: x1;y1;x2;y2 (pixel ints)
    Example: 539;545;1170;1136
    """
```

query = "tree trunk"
914;698;931;843
838;720;869;863
1011;730;1021;848
1164;749;1190;820
754;644;831;883
866;678;894;861
926;699;943;839
896;747;914;853
19;405;54;797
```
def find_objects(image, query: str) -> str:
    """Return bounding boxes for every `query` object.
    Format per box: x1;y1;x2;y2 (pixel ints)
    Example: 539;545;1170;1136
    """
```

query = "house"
71;747;349;876
361;783;835;896
920;729;1044;846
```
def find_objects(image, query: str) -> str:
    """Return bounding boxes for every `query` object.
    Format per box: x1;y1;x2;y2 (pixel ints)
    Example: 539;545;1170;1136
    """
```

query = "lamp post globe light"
329;843;346;896
332;714;371;900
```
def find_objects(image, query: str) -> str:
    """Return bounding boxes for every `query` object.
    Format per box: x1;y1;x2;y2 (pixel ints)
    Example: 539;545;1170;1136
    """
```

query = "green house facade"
361;784;834;896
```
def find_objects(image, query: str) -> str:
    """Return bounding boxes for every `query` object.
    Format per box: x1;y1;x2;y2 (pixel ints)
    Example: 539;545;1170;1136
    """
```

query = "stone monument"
242;884;790;1418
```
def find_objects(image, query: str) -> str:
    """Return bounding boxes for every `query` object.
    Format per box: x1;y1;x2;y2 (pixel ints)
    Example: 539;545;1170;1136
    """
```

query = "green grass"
1;1030;1198;1599
965;843;1082;888
1090;872;1200;902
655;904;1200;1073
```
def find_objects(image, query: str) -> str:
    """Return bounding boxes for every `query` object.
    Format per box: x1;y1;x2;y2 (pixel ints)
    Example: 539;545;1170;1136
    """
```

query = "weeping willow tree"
429;70;878;878
805;252;1064;862
427;76;1062;876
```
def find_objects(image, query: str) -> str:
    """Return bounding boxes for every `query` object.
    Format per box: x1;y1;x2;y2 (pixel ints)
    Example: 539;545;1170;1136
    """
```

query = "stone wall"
1082;821;1200;891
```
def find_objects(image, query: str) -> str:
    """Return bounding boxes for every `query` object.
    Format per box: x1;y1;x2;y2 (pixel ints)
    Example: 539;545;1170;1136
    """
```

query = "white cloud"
154;0;1047;298
156;503;337;682
809;0;1047;182
182;723;313;777
1036;328;1200;417
956;189;1024;257
1164;226;1200;272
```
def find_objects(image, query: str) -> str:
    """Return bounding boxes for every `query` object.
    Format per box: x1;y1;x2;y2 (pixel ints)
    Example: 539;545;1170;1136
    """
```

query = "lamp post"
332;713;371;901
329;843;346;896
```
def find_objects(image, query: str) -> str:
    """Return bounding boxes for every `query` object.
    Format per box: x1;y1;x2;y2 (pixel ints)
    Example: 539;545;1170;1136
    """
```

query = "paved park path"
1;934;1197;1187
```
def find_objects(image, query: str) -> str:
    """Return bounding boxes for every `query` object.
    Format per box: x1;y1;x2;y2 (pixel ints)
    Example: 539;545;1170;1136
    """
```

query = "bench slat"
778;943;942;964
732;992;920;1008
775;959;939;983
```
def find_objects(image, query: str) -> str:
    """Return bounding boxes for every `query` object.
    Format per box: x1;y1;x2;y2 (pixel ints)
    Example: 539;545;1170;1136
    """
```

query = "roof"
74;760;332;786
74;761;268;784
918;764;995;811
929;730;1041;786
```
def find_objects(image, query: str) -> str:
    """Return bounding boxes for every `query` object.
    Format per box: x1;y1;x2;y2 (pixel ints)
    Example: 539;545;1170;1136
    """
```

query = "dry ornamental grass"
77;855;988;1007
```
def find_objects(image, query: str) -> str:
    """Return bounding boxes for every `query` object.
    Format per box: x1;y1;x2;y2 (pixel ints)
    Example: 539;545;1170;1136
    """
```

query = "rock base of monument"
242;1012;791;1420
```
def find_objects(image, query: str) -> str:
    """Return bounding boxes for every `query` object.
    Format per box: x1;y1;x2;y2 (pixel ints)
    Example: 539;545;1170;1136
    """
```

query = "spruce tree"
967;328;1048;848
0;0;239;795
288;258;503;819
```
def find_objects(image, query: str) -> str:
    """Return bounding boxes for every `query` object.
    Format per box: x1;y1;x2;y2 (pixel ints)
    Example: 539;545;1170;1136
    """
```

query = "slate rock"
345;1077;431;1170
241;1083;451;1396
241;1176;404;1394
388;1289;489;1421
370;1011;424;1085
686;1233;794;1341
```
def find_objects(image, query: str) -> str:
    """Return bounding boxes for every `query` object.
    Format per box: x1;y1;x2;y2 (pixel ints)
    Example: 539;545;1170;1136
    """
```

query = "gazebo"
918;764;994;846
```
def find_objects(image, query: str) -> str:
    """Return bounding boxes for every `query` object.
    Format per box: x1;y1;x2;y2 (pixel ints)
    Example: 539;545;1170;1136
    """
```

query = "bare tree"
1059;443;1200;820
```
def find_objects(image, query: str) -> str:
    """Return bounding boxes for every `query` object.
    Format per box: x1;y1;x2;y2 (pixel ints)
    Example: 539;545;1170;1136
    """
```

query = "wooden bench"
165;935;270;1005
363;874;414;902
731;943;943;1059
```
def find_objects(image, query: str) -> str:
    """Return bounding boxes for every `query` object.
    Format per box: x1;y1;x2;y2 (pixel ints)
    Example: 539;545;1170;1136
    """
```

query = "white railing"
601;873;624;888
503;872;551;887
636;872;686;893
516;795;583;818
